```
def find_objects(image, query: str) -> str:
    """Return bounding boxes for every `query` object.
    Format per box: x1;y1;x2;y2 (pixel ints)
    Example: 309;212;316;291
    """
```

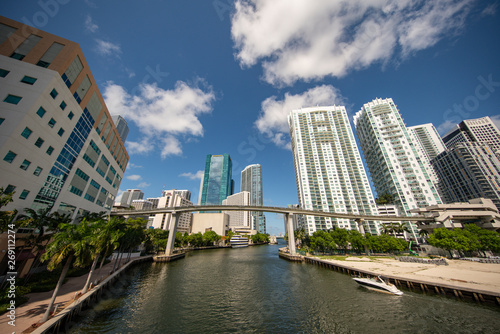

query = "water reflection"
70;243;500;334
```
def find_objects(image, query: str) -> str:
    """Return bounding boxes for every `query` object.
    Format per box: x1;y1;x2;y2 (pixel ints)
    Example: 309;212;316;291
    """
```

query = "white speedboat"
353;276;403;295
230;235;249;248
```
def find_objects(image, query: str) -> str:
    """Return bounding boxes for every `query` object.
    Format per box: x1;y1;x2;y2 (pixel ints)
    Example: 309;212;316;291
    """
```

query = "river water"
69;241;500;333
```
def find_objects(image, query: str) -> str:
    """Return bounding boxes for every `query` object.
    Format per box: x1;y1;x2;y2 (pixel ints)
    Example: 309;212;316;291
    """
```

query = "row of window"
3;185;30;200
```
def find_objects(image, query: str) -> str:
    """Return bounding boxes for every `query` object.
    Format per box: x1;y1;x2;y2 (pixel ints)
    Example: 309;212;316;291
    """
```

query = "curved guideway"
69;241;500;333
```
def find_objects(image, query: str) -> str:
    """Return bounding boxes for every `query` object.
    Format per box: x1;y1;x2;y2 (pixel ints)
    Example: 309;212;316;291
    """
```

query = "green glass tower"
200;154;233;205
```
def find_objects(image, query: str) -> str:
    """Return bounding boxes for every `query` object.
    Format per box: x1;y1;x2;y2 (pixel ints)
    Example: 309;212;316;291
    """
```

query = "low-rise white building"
152;192;193;233
222;191;251;230
191;212;229;236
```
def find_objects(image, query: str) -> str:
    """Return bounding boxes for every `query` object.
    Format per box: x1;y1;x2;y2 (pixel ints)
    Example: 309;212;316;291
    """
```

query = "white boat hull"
353;276;403;296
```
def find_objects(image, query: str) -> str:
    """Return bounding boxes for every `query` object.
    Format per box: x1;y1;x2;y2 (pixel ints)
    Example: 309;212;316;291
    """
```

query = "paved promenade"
0;261;115;334
319;256;500;294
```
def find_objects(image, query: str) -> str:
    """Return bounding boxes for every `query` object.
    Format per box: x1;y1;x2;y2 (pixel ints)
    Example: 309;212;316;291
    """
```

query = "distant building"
407;123;446;161
119;189;144;207
191;212;229;236
146;197;160;209
222;191;251;229
131;199;153;211
152;191;193;233
442;116;500;153
162;189;191;201
289;106;380;235
0;16;128;218
431;142;500;210
111;115;129;143
241;164;266;233
199;154;233;205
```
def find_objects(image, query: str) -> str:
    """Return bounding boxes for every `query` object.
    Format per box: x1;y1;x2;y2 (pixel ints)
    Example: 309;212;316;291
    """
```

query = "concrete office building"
0;16;128;218
131;199;153;211
222;191;251;229
354;98;442;242
162;189;191;201
199;154;233;205
289;106;380;235
442;116;500;152
241;164;266;233
152;191;193;233
191;212;229;236
407;123;446;161
431;142;500;210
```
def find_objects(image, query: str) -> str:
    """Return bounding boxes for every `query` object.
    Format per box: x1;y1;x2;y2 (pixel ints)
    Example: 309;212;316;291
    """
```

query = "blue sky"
2;0;500;235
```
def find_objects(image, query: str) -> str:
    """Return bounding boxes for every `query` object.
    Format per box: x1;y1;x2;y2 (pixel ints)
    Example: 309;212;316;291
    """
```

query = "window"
3;94;22;104
60;101;66;110
69;185;83;196
36;42;64;68
46;146;54;155
36;107;46;118
0;118;4;126
57;128;65;136
3;151;17;163
82;154;95;167
34;137;44;148
20;76;37;85
10;34;41;60
21;127;33;139
0;69;10;77
48;118;56;128
90;179;100;190
68;111;74;120
84;193;95;202
75;168;89;181
4;185;16;194
50;88;58;99
33;166;43;176
19;189;30;200
19;159;31;170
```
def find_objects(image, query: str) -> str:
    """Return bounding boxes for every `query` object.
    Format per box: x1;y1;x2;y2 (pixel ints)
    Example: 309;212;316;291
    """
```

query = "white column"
165;212;179;255
286;213;296;255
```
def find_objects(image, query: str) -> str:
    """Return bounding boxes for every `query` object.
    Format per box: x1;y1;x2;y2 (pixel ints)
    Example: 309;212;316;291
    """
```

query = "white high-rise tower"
288;106;380;235
353;98;442;241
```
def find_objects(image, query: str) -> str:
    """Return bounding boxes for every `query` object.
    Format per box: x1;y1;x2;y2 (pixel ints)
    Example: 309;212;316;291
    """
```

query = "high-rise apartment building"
119;189;144;207
152;192;193;233
199;154;233;206
407;123;446;161
431;142;500;210
222;191;251;229
162;189;191;201
0;16;128;218
241;164;266;233
442;116;500;152
289;106;380;235
354;98;442;217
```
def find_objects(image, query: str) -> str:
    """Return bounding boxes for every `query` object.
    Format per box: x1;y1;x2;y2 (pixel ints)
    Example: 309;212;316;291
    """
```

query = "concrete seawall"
304;256;500;306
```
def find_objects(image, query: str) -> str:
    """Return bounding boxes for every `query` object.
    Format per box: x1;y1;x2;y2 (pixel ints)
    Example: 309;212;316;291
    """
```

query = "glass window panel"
21;127;32;139
63;56;83;87
36;42;64;68
3;151;17;163
20;76;37;85
36;106;46;118
3;94;22;104
48;118;56;128
34;137;44;148
33;166;43;176
0;68;9;77
0;23;17;45
10;35;41;60
19;159;31;170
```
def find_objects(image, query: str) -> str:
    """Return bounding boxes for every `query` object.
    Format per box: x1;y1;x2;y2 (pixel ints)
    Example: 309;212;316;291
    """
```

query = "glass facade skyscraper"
200;154;233;205
241;164;266;233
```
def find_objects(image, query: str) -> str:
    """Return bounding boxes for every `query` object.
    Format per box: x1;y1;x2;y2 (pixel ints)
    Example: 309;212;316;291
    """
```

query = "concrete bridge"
111;205;434;257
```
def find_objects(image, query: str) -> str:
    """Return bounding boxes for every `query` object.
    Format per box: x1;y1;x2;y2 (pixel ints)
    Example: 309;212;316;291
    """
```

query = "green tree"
203;230;221;246
188;232;204;247
0;187;19;233
427;228;460;257
375;193;393;205
41;221;92;322
347;230;366;253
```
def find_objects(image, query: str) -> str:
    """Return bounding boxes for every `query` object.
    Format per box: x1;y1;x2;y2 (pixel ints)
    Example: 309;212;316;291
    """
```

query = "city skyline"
1;1;499;234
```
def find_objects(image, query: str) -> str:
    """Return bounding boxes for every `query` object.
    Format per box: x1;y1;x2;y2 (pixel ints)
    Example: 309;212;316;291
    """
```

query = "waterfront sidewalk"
319;256;500;294
0;261;116;334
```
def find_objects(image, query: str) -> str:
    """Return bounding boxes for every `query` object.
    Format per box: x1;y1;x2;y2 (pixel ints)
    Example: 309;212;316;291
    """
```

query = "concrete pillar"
357;219;365;234
165;212;179;255
285;213;296;255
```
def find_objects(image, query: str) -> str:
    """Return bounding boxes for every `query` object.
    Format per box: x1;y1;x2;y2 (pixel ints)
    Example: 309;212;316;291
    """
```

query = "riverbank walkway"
0;261;117;334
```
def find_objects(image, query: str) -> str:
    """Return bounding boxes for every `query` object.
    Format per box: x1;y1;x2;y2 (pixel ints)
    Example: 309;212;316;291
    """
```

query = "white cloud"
103;80;215;158
85;15;98;33
180;170;204;180
95;39;122;56
231;0;474;86
437;119;457;135
137;182;151;188
126;174;142;181
255;85;344;149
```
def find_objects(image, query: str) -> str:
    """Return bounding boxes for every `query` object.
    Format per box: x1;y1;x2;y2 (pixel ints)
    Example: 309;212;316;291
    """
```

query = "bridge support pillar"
165;212;180;256
285;213;296;255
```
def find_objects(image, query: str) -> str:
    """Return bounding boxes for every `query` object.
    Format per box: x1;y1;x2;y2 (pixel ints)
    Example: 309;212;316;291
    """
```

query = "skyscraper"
222;191;251;228
442;116;500;152
432;142;500;210
354;98;442;230
241;164;266;233
119;189;144;207
0;16;128;217
199;154;233;206
289;106;380;235
407;123;446;161
111;115;129;143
